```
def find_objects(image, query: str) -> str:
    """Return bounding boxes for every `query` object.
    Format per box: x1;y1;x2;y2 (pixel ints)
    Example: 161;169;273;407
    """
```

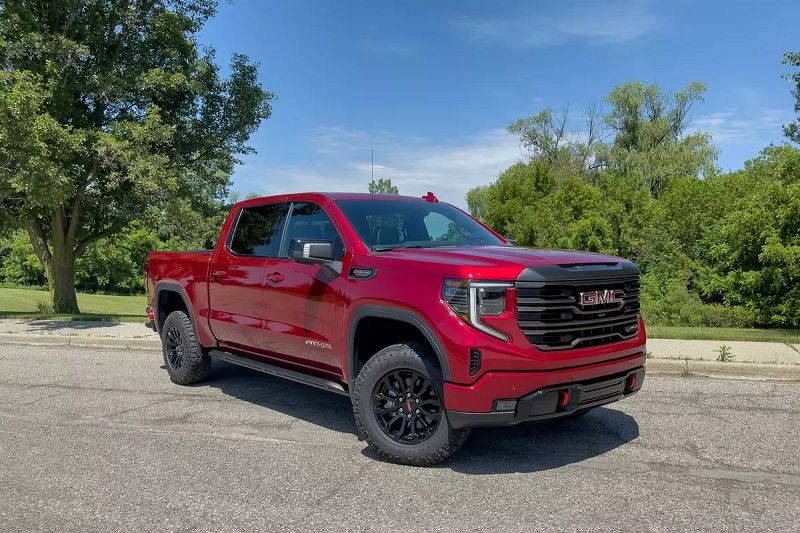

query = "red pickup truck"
145;192;646;465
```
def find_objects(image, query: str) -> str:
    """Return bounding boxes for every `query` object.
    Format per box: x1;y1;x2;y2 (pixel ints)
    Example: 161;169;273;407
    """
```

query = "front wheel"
352;342;469;466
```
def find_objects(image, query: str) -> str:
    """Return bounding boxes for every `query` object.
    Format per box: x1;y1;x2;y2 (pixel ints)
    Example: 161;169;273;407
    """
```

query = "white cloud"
690;109;792;144
453;1;659;48
231;127;523;208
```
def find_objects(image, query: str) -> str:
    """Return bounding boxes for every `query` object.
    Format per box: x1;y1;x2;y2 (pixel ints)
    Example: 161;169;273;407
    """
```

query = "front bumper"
446;363;645;430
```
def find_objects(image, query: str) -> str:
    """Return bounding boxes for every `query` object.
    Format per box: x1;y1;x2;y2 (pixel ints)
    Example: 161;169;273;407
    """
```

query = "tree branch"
73;223;126;257
24;218;52;265
67;158;98;244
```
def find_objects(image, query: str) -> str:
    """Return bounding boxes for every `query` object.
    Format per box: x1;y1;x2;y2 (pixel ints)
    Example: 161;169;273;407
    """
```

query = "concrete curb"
646;358;800;381
0;334;161;352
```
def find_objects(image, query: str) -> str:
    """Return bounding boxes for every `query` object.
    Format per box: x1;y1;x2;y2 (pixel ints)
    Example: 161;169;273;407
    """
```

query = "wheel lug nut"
406;393;411;397
415;409;420;414
407;414;412;419
415;399;420;403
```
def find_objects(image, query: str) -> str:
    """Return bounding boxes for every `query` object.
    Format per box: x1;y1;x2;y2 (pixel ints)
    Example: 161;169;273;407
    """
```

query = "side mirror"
289;239;334;263
506;238;518;246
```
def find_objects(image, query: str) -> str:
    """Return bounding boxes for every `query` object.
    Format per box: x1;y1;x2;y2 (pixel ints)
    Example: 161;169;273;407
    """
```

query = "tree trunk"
45;250;79;314
26;210;82;314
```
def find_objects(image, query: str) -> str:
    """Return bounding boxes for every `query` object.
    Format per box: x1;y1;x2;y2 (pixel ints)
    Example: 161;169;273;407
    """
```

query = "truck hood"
375;245;629;273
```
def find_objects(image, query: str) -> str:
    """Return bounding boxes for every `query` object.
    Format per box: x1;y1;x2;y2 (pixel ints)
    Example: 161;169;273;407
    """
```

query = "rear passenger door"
261;201;347;375
208;202;286;353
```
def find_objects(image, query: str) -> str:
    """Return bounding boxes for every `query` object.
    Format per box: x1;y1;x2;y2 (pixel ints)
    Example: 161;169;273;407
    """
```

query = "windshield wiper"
372;244;428;252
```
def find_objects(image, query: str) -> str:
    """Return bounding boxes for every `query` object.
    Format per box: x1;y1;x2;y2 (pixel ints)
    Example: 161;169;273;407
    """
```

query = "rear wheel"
161;310;210;385
352;342;469;466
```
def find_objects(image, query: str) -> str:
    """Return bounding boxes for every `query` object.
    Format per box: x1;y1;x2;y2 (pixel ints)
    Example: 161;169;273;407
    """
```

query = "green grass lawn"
647;325;800;343
0;286;146;322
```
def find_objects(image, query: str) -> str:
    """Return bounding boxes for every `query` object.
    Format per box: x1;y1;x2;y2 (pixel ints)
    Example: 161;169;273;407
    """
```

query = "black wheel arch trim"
347;305;452;386
154;281;194;334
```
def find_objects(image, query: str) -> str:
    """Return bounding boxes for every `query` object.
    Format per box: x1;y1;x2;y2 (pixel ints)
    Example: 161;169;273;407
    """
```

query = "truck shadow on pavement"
440;408;639;474
207;360;640;474
207;360;357;435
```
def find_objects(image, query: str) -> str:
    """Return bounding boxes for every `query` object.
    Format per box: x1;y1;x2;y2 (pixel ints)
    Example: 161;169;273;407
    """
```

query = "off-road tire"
352;342;469;466
161;310;210;385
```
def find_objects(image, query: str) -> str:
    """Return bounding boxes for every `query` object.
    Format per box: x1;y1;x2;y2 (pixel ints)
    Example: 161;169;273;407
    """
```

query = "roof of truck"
322;192;434;201
235;192;442;207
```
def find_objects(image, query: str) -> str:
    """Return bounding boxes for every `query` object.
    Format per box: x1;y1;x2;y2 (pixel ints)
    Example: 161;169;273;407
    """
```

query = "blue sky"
200;0;800;206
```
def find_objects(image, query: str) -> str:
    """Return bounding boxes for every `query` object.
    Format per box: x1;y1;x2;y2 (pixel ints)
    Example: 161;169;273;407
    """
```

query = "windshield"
334;198;505;250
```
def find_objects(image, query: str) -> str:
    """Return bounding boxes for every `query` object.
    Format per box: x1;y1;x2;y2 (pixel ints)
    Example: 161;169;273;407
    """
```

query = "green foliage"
369;178;399;195
76;222;162;294
697;146;800;327
469;81;800;329
783;51;800;144
601;81;717;197
0;0;273;312
0;230;45;285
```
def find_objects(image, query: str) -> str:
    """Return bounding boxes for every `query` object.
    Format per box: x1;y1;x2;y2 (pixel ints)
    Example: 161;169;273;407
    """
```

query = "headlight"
442;279;513;341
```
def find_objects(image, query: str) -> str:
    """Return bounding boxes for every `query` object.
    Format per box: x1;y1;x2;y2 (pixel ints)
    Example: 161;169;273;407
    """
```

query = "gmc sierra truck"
145;192;646;465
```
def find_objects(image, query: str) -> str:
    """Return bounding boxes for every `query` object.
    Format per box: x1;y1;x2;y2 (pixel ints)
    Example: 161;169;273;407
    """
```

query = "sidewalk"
0;318;160;351
1;318;798;379
647;338;800;365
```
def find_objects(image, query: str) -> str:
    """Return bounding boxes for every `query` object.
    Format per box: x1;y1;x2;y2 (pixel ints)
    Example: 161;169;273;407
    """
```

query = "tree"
0;1;273;312
698;146;800;326
783;51;800;144
601;81;716;197
368;178;399;194
507;104;607;183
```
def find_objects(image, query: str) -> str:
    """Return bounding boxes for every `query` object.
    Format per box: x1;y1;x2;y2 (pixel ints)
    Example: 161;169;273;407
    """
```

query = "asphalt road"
1;344;798;532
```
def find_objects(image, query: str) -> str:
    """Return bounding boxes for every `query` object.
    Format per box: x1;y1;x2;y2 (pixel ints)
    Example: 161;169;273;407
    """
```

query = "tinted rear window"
229;203;286;256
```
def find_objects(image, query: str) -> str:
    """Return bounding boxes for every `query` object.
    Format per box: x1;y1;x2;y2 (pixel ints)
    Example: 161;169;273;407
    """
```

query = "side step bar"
209;349;349;396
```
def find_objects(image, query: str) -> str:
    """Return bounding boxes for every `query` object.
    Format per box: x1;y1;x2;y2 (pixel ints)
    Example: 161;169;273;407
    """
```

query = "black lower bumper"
446;367;645;430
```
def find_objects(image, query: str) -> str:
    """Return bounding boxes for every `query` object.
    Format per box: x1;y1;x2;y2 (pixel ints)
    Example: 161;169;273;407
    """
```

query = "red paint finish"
146;192;647;416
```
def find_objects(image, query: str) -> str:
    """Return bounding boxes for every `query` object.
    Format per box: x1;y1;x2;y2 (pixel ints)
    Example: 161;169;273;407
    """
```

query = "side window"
280;202;344;260
229;203;286;257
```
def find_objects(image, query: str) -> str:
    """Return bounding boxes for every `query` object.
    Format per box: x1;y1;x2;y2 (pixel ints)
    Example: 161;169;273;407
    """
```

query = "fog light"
625;373;637;392
494;399;517;412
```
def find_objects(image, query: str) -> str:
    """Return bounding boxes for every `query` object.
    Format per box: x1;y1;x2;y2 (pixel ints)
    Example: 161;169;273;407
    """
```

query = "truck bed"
145;250;214;342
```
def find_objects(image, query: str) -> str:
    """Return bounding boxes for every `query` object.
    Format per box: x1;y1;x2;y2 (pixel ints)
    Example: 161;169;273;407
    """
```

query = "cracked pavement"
0;344;799;532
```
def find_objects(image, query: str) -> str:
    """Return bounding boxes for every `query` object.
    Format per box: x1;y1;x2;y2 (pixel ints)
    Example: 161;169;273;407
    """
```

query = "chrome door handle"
211;269;227;280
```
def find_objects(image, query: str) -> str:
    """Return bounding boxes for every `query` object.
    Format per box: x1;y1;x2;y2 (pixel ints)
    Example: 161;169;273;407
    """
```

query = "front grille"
516;276;640;350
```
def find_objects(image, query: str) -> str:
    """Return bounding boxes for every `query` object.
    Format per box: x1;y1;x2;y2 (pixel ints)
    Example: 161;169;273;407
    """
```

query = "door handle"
266;272;284;283
211;269;227;280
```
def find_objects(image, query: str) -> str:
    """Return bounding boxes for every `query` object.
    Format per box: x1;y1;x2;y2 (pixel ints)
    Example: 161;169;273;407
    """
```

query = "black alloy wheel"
164;325;184;371
372;368;442;444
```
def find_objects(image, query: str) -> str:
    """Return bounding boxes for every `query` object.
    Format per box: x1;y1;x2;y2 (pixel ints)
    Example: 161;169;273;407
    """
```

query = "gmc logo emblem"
579;289;623;306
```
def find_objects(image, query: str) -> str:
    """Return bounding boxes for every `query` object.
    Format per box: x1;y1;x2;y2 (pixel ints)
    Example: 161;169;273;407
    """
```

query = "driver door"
261;201;347;374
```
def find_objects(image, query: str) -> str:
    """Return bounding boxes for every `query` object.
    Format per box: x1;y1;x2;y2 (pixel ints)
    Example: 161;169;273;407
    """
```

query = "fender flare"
154;281;194;333
347;305;451;385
